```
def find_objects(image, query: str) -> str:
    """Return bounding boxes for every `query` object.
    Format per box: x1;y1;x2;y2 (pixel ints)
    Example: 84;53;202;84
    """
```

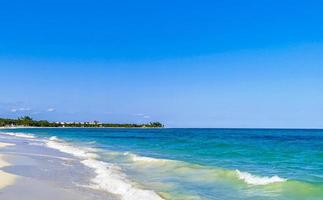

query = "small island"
0;116;164;128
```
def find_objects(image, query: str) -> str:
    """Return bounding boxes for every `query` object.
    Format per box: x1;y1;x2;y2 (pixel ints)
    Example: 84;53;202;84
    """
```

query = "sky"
0;0;322;128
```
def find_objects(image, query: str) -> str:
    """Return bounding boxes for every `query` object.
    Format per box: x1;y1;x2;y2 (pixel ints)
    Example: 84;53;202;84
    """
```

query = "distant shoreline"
0;126;164;129
1;126;323;130
0;116;164;129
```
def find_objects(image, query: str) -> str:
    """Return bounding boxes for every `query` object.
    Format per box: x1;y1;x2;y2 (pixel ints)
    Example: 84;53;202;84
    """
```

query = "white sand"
0;142;16;148
0;142;18;189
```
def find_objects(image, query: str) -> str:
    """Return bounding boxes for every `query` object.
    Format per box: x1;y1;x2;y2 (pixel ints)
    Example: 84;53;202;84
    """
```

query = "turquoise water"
2;128;323;199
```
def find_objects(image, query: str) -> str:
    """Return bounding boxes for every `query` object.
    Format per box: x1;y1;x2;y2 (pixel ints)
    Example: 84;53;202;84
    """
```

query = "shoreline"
0;129;164;200
2;126;323;130
0;128;322;199
0;135;113;200
0;142;18;189
0;126;164;129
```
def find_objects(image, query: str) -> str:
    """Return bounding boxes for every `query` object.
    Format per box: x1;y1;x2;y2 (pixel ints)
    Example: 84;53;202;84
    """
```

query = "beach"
0;128;322;200
0;142;17;190
0;131;116;200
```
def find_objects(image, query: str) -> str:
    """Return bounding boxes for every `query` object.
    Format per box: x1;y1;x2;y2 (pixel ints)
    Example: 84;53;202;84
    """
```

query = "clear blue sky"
0;0;322;128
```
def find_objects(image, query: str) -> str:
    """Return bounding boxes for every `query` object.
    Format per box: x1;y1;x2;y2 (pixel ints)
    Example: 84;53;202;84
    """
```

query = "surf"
45;136;164;200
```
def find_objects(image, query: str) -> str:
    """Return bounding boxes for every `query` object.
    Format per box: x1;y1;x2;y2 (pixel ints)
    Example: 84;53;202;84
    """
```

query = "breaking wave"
45;136;164;200
126;152;287;186
0;132;35;139
124;152;170;164
235;170;286;185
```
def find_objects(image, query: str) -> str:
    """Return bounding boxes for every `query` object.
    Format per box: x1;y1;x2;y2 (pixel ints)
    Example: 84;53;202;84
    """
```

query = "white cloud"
133;113;151;119
10;108;31;113
133;113;145;116
47;108;56;112
10;109;17;113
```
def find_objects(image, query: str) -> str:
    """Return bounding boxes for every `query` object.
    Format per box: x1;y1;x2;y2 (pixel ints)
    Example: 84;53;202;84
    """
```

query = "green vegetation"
0;116;164;128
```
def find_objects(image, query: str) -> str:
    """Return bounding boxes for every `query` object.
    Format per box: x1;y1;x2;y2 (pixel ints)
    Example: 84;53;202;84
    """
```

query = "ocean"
1;128;322;200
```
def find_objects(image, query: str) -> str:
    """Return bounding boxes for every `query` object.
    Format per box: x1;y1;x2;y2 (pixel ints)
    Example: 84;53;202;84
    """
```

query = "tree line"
0;116;164;128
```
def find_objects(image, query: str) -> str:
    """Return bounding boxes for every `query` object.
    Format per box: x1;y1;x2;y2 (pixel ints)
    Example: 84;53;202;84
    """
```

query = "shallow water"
1;128;323;200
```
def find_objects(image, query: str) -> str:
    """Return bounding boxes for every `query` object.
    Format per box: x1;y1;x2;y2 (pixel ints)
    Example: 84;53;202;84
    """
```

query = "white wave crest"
82;159;163;200
235;170;286;185
125;152;169;164
46;137;98;159
1;132;35;139
45;138;164;200
49;136;60;141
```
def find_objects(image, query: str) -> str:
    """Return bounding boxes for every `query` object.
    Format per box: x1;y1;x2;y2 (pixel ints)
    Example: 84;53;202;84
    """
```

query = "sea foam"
82;159;164;200
46;137;164;200
46;137;98;159
125;152;170;164
1;132;36;139
235;170;286;185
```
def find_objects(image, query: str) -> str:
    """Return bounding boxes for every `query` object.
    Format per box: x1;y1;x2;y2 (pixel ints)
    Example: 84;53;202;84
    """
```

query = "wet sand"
0;142;18;190
0;138;116;200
